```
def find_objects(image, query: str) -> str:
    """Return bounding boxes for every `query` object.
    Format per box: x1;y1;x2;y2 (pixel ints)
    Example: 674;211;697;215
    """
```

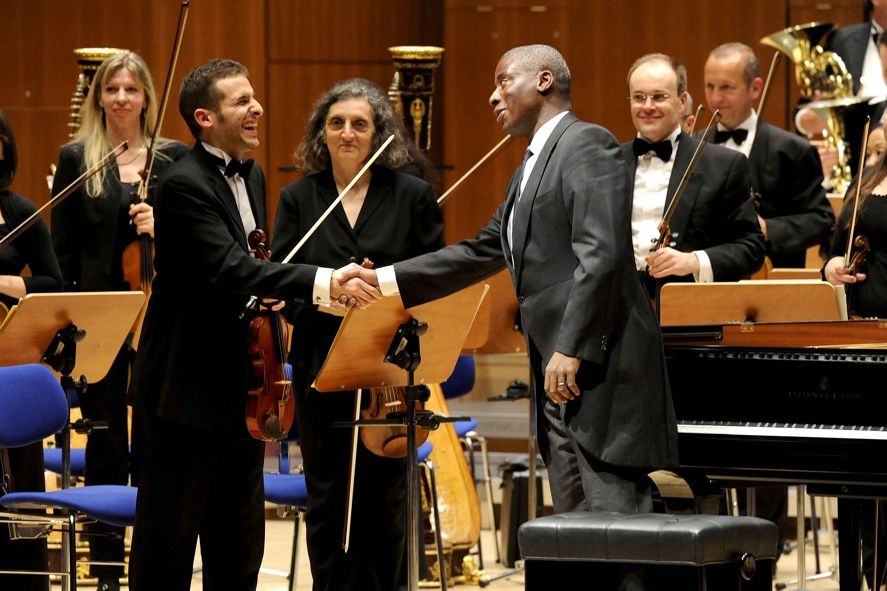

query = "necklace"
116;145;146;166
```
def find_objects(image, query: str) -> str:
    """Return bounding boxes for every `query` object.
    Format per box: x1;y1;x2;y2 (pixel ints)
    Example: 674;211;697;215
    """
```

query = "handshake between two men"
330;262;382;310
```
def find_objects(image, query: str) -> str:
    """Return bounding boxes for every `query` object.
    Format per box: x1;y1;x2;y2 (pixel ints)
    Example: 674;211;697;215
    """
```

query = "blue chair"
0;363;137;591
440;354;500;566
43;446;86;478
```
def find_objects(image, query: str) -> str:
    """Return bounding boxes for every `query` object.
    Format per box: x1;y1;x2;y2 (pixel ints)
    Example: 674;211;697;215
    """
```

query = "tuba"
803;95;871;194
761;22;863;193
760;22;853;100
388;46;444;151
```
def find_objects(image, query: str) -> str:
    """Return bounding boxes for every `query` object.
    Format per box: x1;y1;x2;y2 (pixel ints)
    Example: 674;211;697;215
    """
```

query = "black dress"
829;192;887;589
0;189;63;591
270;166;444;591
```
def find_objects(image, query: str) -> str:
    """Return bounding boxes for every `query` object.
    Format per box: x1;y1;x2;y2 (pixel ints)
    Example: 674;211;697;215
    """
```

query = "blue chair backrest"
440;355;475;400
0;364;68;447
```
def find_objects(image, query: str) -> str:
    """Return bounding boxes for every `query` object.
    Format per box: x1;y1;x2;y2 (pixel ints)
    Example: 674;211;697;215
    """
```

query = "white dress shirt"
632;127;713;282
201;142;333;305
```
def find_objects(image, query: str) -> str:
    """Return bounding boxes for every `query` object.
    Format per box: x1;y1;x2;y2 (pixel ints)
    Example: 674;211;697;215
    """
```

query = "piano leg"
838;498;862;591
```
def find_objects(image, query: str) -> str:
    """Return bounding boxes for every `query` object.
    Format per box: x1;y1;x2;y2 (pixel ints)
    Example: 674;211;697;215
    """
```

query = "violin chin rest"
382;435;409;459
265;414;284;440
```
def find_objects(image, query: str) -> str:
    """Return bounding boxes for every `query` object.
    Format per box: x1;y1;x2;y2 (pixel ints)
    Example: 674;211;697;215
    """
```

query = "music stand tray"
658;280;845;327
0;291;146;382
315;283;489;392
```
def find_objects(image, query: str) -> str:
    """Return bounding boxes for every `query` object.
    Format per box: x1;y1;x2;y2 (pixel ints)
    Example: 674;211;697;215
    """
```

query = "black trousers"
129;412;264;591
294;372;408;591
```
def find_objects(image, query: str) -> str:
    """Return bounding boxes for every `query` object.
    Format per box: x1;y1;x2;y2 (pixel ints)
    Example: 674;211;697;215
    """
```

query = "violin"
845;116;872;277
356;258;430;458
245;229;295;441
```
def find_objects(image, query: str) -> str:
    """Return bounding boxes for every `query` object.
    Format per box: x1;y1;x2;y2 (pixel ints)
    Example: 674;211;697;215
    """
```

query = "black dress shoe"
97;579;120;591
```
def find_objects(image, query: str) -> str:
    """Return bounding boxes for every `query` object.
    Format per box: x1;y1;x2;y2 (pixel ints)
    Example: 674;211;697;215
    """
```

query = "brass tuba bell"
803;95;872;194
760;22;853;100
761;22;865;193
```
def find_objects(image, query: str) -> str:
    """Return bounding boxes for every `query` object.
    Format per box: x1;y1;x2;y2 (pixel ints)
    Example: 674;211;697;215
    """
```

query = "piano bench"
518;512;778;591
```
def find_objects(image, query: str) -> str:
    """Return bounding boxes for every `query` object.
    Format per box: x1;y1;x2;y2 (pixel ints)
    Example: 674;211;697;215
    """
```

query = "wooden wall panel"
568;0;788;143
0;0;265;210
268;0;431;62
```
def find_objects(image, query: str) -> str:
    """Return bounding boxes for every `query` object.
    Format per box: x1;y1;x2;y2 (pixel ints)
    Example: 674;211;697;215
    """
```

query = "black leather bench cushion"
519;512;778;566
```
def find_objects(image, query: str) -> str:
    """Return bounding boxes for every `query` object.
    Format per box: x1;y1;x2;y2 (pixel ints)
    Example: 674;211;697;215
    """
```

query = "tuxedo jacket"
748;119;834;268
51;141;189;291
131;142;319;429
826;21;872;96
622;133;765;282
394;112;678;471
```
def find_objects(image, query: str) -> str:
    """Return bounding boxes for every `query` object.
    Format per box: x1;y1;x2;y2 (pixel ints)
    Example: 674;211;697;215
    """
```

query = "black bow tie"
632;137;673;162
208;153;254;178
713;128;749;145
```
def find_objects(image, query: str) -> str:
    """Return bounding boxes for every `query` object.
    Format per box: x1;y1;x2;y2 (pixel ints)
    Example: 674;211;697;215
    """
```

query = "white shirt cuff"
313;267;333;306
376;265;400;297
693;250;714;283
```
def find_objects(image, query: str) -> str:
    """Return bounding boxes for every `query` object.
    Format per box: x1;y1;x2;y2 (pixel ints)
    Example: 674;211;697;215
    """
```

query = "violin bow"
652;109;721;252
281;134;395;264
757;51;780;116
686;104;705;136
845;115;871;271
0;142;127;247
437;135;514;207
137;0;190;202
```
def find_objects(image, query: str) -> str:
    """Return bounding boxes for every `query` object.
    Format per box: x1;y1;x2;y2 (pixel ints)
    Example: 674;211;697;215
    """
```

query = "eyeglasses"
629;93;672;105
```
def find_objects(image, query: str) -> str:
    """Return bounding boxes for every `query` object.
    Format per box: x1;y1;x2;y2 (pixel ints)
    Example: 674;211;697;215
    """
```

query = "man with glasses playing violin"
623;53;764;299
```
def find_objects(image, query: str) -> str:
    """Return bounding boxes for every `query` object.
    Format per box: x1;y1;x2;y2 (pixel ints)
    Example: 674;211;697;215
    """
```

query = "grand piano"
663;319;887;591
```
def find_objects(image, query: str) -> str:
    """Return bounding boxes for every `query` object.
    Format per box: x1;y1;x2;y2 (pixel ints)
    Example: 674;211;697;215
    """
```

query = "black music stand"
315;283;489;591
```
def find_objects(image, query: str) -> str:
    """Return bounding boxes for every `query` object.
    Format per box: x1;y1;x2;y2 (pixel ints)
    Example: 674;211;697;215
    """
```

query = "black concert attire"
269;166;444;591
829;191;887;590
0;190;63;591
129;141;327;591
50;140;187;583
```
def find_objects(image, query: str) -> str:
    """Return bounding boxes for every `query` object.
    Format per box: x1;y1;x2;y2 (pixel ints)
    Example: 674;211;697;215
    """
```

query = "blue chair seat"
454;418;478;438
43;446;86;476
0;484;137;527
263;473;308;506
417;441;433;463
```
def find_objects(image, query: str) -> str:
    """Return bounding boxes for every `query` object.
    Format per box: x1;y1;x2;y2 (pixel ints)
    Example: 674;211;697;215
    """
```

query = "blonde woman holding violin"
49;51;186;591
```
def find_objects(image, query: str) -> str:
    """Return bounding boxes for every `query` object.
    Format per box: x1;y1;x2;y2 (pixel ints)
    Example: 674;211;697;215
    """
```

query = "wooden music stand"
658;280;846;326
315;283;489;392
315;282;488;591
0;291;145;380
